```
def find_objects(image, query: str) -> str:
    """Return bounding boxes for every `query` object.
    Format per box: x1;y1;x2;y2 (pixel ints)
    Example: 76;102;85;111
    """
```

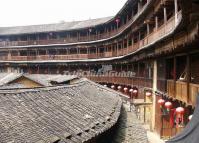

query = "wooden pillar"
138;1;141;13
56;33;60;40
138;62;140;77
66;49;69;55
117;42;119;56
46;34;49;40
36;34;39;41
174;57;177;98
186;55;190;103
67;33;70;39
155;16;158;30
152;60;157;131
138;31;141;40
77;32;79;40
127;37;129;53
96;47;98;57
163;6;167;24
132;35;134;45
8;51;11;60
147;23;150;35
132;10;134;18
77;48;79;55
37;65;40;74
126;15;129;23
174;0;178;26
149;63;152;79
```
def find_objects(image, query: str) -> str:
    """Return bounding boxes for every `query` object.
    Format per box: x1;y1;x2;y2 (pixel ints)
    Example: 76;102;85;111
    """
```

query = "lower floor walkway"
110;102;165;143
111;103;148;143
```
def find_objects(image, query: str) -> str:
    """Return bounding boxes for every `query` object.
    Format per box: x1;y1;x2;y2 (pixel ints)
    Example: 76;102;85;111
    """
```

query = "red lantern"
158;99;165;107
188;115;193;121
165;101;172;111
145;91;152;97
129;89;133;93
175;107;185;127
133;89;138;94
115;18;120;24
111;85;115;89
124;87;128;92
117;86;122;90
176;107;185;115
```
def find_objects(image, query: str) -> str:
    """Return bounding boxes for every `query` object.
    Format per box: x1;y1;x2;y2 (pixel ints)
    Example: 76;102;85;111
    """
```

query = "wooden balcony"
0;7;178;49
167;80;198;106
0;11;182;62
87;75;153;88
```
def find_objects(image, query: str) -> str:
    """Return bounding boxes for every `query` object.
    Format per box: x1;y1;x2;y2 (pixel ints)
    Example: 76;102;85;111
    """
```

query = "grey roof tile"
0;79;122;143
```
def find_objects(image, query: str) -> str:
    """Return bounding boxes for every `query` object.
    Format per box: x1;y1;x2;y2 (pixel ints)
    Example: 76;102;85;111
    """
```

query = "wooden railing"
87;75;153;88
167;80;198;106
189;83;199;106
167;80;175;98
176;81;188;103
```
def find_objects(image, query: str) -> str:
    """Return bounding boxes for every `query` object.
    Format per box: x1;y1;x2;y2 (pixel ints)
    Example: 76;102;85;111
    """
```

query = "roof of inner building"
0;79;122;143
0;16;113;35
0;73;78;87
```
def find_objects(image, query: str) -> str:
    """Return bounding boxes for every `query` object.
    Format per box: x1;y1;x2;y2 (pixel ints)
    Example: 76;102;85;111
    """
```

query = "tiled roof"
0;73;78;87
0;79;122;143
24;74;78;86
0;17;113;35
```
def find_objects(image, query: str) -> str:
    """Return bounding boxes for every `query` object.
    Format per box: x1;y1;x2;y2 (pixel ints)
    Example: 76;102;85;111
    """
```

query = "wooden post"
138;31;141;41
96;47;98;57
163;7;167;24
138;0;141;13
127;37;129;53
37;65;40;74
147;23;150;35
174;56;177;98
46;34;49;40
138;62;140;77
87;48;89;55
152;60;157;131
126;15;129;23
155;16;158;30
186;55;190;103
132;10;134;18
174;0;178;26
117;42;119;56
77;32;79;40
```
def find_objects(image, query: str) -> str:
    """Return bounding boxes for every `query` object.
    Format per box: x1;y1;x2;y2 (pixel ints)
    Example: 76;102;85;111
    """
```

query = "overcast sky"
0;0;127;27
